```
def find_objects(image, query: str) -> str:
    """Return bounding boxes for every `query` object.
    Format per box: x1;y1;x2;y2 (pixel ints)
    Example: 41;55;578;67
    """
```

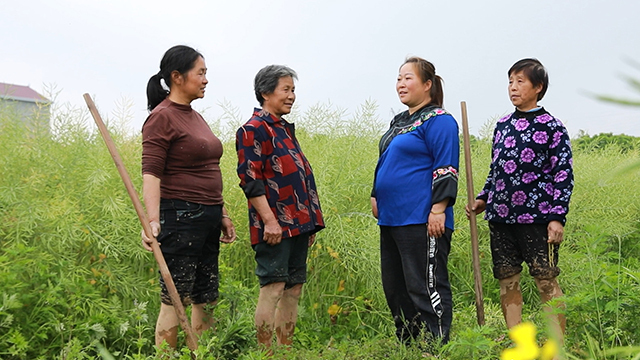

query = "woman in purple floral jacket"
467;58;573;343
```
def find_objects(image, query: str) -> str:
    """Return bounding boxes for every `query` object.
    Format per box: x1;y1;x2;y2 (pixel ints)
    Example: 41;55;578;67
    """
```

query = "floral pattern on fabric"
432;165;459;207
477;108;574;225
432;165;458;182
398;108;450;134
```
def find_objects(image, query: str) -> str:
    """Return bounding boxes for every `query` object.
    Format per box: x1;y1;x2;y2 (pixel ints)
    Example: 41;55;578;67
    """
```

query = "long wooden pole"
460;101;485;326
83;94;198;352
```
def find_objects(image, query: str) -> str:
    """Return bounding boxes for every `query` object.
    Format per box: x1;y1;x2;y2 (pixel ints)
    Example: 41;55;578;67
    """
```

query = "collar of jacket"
253;107;296;138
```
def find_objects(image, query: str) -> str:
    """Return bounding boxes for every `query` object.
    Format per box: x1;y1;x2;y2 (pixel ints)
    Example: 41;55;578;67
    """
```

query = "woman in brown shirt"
141;45;236;349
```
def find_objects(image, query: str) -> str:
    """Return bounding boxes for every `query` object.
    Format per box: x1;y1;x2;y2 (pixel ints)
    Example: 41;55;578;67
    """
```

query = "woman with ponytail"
141;45;236;349
372;57;459;347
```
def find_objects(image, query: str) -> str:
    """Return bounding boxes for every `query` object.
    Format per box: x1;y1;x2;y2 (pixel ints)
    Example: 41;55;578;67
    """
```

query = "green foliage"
572;131;640;153
1;98;640;359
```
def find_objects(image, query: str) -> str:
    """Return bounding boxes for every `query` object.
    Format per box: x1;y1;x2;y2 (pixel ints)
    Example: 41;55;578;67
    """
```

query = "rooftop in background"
0;82;49;103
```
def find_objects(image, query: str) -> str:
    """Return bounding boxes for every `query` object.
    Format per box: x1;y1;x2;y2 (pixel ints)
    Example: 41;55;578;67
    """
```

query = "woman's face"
396;63;431;110
177;56;208;101
262;76;296;118
508;70;542;111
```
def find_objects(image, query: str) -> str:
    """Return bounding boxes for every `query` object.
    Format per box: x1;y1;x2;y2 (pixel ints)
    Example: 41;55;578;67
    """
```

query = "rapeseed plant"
1;98;640;358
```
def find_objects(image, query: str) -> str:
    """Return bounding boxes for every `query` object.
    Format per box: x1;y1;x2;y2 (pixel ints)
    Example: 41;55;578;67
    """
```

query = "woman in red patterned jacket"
235;65;324;350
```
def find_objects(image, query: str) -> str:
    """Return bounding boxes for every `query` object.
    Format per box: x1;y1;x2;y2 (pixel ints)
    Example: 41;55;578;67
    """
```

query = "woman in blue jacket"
372;57;459;346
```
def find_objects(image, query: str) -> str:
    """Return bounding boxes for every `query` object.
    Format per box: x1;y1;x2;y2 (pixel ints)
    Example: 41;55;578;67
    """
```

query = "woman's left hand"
308;233;316;247
547;220;564;244
220;217;237;243
427;212;446;239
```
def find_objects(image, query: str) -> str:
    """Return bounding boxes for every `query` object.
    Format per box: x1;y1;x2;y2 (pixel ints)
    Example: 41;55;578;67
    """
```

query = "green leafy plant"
1;97;640;358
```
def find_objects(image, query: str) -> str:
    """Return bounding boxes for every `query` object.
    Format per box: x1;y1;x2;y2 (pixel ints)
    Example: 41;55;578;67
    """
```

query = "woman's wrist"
430;199;449;216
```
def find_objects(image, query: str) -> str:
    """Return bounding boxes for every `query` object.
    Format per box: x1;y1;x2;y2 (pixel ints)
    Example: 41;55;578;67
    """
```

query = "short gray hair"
254;65;298;105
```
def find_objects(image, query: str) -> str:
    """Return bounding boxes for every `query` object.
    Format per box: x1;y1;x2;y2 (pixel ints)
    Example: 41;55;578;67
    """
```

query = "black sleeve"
241;179;266;199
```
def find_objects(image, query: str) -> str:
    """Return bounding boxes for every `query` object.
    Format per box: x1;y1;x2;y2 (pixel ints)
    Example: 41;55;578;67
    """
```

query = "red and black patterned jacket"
236;108;324;245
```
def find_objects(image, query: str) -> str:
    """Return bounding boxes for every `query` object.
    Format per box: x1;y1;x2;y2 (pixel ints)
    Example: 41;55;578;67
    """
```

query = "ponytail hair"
146;45;204;111
146;73;167;112
402;57;444;107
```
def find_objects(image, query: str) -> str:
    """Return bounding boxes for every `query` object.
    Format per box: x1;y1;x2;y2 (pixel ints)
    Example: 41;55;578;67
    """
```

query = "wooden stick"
460;101;485;326
83;94;198;352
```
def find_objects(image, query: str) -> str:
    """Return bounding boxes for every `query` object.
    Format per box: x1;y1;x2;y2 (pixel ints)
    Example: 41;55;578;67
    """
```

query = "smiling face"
396;63;432;113
261;76;295;118
508;70;542;111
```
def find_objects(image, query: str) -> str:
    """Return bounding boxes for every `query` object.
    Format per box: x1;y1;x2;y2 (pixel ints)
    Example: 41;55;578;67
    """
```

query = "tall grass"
0;97;639;359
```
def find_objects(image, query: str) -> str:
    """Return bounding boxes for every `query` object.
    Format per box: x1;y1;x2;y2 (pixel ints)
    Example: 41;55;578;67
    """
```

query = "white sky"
2;0;639;136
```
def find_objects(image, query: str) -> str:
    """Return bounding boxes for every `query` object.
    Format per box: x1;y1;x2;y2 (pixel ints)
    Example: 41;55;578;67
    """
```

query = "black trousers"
380;225;453;344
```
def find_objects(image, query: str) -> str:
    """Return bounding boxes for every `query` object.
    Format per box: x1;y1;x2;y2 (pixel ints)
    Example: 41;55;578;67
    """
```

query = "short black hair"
508;58;549;101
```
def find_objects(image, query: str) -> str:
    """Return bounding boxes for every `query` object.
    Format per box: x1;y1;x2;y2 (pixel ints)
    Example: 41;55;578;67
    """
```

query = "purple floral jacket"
477;108;574;225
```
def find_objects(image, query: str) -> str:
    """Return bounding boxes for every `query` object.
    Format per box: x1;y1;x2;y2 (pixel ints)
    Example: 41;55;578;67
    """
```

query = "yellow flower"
337;280;345;292
327;304;342;316
500;348;522;360
500;322;540;360
326;246;339;259
541;339;558;360
509;322;536;344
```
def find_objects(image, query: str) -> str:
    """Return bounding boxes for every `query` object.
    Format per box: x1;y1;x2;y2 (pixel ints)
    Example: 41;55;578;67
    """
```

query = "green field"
1;100;639;359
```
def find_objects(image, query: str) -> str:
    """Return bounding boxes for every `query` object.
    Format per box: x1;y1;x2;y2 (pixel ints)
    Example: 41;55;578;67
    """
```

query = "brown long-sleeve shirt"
142;98;223;205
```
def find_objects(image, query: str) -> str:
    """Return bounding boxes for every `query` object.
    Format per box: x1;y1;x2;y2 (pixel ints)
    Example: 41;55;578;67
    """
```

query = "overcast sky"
2;0;639;137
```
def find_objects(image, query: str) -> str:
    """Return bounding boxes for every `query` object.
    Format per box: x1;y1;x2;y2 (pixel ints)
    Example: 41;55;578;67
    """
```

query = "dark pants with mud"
157;199;222;305
489;222;560;280
380;225;453;345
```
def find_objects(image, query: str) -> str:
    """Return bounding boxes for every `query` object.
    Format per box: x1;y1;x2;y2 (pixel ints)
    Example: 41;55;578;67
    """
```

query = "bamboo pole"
460;101;485;326
83;94;198;352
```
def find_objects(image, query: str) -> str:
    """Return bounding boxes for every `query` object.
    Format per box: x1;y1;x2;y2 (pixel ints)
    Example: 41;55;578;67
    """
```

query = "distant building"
0;82;50;132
